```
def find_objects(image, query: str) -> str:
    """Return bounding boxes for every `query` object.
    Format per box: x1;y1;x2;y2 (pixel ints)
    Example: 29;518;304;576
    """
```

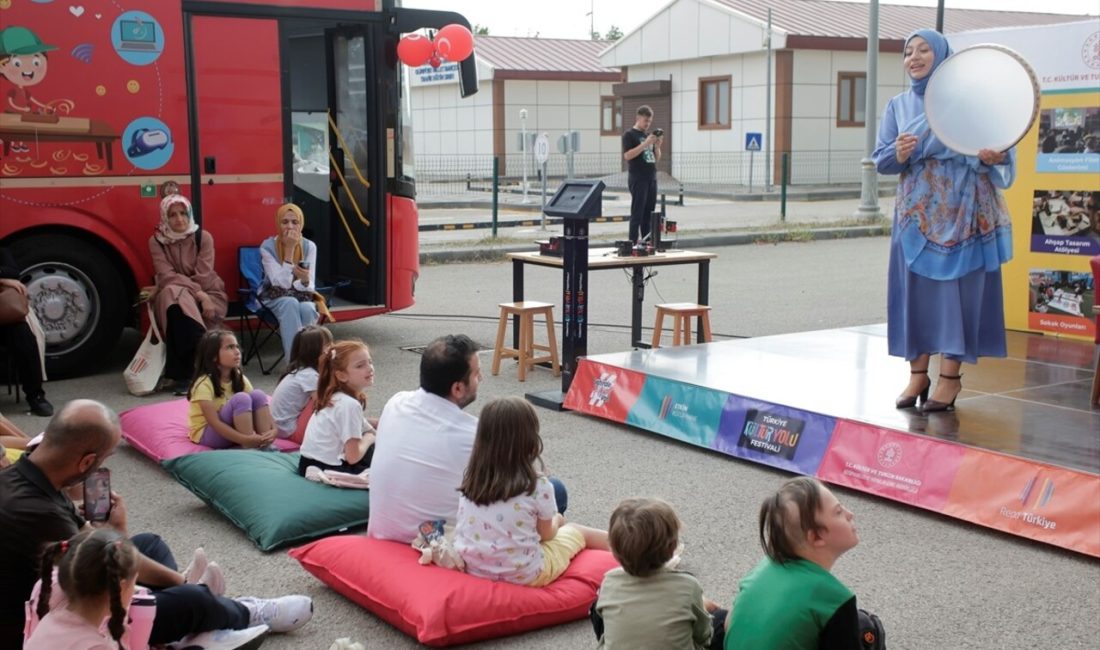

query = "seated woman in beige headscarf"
259;203;330;362
149;194;228;393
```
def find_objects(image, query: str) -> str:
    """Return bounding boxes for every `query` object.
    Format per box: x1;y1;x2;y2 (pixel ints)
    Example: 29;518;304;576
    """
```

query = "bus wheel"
15;235;128;379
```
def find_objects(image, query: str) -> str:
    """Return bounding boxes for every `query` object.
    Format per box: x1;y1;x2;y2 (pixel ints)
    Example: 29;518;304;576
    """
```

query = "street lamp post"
856;0;883;220
520;108;530;204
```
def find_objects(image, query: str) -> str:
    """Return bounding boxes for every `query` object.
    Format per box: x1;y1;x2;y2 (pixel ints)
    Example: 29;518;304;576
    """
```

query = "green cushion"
162;450;369;551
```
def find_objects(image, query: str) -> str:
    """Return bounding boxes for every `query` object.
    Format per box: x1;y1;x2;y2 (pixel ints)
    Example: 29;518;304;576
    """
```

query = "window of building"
698;76;731;129
837;72;867;127
601;96;622;135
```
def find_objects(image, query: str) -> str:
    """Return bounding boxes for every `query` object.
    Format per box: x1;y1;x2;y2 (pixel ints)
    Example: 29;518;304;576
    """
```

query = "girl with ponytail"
26;528;140;650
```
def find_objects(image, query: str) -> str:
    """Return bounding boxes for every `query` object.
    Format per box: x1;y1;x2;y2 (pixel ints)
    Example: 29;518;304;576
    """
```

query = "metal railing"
413;150;878;199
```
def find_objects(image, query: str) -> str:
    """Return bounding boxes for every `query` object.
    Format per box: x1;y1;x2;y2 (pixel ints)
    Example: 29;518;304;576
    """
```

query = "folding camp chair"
238;246;284;375
237;246;345;375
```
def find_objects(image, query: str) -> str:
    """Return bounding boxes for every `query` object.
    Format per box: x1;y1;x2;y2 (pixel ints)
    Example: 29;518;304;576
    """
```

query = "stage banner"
950;21;1099;341
944;450;1100;558
713;396;837;476
817;420;966;511
624;377;727;448
562;359;648;422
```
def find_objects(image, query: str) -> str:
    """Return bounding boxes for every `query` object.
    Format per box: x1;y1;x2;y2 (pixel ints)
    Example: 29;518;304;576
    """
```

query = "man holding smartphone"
622;105;663;244
0;400;313;648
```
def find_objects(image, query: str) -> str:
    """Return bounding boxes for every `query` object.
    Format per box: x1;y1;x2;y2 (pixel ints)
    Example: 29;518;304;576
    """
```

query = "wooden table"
507;247;717;349
0;116;120;170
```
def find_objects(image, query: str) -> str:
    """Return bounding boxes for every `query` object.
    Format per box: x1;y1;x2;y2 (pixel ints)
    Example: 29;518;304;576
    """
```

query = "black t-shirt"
0;456;85;642
622;128;656;181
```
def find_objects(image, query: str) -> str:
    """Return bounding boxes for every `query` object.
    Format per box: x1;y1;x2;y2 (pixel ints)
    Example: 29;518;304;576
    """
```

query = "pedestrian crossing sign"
745;132;762;151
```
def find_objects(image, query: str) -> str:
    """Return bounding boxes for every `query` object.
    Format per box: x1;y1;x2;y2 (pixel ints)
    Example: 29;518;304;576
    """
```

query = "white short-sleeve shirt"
299;392;373;466
367;389;478;543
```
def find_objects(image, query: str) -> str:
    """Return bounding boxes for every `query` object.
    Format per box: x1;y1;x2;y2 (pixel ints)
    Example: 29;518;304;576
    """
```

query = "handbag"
123;303;167;396
0;285;29;325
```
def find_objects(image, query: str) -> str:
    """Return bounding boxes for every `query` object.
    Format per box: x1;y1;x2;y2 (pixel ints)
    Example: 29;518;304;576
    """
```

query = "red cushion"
120;398;299;462
288;397;314;445
289;535;618;647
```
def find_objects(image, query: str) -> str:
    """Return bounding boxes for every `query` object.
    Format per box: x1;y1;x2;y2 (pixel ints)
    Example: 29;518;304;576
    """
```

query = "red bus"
0;0;476;376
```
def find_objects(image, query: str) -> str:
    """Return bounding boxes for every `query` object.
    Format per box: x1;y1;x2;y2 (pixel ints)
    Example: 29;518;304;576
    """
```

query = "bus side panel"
190;16;284;294
388;193;418;312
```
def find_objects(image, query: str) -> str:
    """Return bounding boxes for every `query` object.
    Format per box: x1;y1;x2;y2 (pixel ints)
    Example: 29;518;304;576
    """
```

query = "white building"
601;0;1087;185
410;36;623;178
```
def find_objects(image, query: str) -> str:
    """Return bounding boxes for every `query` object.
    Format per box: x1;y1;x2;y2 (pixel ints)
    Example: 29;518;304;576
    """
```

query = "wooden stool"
491;301;561;381
652;303;713;348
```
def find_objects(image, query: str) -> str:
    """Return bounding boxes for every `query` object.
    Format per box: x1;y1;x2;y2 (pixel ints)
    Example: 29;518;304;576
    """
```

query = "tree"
604;25;623;41
473;24;490;35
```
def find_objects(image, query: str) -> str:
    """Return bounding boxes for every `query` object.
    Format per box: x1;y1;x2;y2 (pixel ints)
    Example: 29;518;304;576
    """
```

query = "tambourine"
924;44;1040;156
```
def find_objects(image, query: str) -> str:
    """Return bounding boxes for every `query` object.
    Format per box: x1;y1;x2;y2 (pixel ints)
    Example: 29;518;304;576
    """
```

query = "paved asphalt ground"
4;227;1099;648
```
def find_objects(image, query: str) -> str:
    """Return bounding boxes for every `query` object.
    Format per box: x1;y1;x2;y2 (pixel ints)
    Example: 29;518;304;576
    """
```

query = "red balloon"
429;54;442;69
435;24;474;62
397;34;434;67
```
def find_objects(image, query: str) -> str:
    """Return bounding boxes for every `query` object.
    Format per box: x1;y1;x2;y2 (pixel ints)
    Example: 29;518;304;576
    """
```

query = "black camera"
653;128;664;137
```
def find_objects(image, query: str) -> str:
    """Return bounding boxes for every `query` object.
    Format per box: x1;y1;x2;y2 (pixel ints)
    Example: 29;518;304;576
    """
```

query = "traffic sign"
534;133;550;164
745;132;763;151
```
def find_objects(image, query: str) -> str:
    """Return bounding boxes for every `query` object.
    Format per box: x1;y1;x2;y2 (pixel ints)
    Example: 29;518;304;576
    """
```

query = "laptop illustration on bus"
118;19;159;52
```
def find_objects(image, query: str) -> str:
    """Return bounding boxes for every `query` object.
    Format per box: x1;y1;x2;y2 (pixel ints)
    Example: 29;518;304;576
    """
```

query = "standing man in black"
622;105;662;244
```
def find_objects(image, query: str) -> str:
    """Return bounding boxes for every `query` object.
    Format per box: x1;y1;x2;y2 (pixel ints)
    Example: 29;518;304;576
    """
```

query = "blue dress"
873;90;1015;364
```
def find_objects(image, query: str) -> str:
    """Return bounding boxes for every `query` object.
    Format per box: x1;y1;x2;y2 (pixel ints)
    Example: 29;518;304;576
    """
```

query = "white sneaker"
237;595;313;633
169;624;269;650
199;561;226;596
182;547;208;585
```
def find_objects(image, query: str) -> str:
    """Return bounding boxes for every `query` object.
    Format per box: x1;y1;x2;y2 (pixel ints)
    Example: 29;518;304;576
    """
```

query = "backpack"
858;608;887;650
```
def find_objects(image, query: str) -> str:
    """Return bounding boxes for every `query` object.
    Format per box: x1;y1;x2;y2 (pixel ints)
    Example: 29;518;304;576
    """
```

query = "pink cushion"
120;398;298;462
289;535;618;647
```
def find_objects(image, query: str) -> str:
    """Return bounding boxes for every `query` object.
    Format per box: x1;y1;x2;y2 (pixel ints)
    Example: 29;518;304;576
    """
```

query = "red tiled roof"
475;36;621;80
711;0;1091;41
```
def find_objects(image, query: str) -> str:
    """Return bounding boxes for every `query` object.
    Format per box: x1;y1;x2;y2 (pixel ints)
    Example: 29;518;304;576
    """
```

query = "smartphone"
83;468;112;522
298;261;310;270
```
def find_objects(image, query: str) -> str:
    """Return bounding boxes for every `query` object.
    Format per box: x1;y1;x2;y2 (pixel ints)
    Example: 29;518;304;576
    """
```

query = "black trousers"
0;320;43;399
590;600;727;650
627;175;657;243
297;443;376;476
164;305;206;381
131;533;250;644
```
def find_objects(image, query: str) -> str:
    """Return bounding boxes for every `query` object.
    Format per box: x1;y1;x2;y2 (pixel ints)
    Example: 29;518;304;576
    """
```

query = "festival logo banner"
624;377;726;448
714;396;836;475
944;450;1100;558
562;359;647;423
817;420;966;511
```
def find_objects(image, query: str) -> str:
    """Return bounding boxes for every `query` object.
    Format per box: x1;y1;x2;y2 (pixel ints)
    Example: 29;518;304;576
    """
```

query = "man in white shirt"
367;335;482;542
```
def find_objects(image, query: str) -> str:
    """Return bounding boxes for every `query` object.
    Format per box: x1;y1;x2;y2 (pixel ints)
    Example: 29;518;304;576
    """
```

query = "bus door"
284;20;385;308
187;14;285;290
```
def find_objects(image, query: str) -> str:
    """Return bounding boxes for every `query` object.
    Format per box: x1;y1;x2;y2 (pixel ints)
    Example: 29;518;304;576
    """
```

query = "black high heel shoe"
895;370;931;409
922;374;963;413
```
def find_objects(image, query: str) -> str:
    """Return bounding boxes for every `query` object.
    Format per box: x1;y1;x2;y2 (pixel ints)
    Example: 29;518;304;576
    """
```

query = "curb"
420;223;891;264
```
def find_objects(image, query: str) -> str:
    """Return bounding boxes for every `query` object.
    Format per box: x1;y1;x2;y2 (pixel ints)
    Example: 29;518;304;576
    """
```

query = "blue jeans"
265;296;318;361
549;477;568;515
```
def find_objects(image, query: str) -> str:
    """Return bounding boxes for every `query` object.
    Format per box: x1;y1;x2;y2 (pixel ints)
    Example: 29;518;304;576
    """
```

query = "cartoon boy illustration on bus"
0;26;56;114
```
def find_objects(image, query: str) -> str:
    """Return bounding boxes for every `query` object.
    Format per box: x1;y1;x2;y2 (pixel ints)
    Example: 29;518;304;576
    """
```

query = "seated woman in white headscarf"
149;194;227;393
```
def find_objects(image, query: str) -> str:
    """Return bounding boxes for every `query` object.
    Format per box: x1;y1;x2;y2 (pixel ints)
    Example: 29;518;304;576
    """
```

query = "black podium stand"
527;180;605;411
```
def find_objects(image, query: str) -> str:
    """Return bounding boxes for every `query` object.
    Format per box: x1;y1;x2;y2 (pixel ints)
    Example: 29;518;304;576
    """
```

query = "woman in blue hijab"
872;28;1015;413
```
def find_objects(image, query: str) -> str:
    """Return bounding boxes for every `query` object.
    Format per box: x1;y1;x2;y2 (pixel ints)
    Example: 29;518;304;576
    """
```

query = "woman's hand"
978;148;1006;165
895;133;919;163
291;265;310;284
199;297;216;322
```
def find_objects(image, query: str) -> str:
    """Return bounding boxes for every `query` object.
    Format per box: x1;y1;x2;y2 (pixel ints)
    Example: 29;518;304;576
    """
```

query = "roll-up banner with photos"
951;21;1099;340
